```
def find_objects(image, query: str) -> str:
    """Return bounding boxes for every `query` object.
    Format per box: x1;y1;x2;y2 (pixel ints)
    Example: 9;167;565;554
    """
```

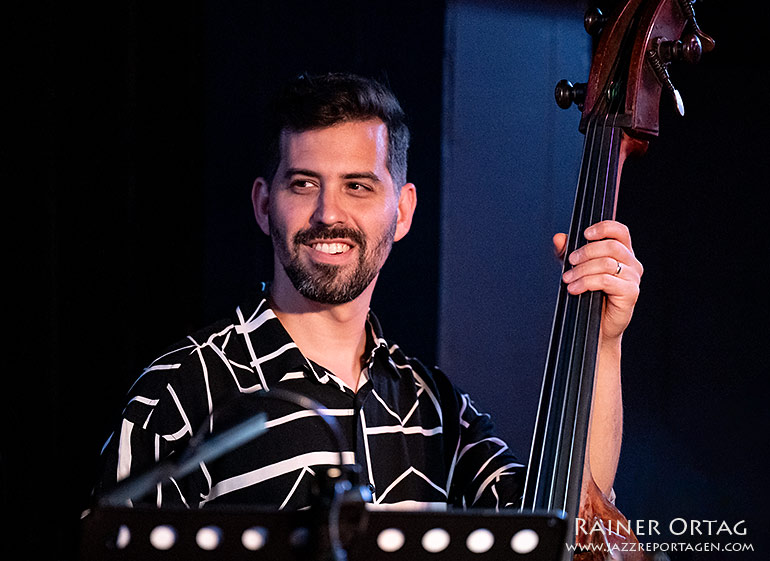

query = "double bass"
519;1;713;559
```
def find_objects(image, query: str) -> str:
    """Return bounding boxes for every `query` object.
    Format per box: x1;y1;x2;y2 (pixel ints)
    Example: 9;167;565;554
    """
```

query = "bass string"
521;91;623;513
539;110;601;509
521;110;599;512
547;110;608;511
558;102;623;513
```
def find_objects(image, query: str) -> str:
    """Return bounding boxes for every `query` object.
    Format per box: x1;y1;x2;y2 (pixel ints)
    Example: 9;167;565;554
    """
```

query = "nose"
310;186;347;226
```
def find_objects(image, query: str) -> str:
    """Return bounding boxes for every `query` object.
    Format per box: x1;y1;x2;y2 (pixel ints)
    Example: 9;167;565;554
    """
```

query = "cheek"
364;212;398;249
276;193;320;224
364;197;398;227
268;199;302;237
267;208;293;249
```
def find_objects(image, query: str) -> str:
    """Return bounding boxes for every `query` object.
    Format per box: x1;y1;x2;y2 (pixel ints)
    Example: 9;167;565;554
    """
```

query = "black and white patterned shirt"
96;284;524;510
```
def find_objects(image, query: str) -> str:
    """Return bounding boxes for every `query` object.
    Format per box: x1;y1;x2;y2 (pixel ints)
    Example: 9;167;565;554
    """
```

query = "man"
95;72;642;511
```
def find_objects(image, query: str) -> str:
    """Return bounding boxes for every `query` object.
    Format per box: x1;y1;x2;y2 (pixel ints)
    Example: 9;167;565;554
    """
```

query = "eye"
289;179;317;192
346;182;373;194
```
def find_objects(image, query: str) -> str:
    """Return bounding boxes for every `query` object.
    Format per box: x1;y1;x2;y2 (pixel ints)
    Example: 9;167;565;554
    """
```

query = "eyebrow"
284;168;320;180
284;168;382;183
342;171;381;183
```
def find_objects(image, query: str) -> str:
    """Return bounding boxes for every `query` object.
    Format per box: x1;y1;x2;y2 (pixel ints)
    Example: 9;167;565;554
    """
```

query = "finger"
552;233;568;259
562;256;639;285
568;239;637;268
584;220;632;248
563;271;640;302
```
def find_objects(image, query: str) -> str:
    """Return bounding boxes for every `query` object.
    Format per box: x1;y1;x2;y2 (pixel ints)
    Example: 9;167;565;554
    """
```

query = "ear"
252;177;271;236
394;183;417;242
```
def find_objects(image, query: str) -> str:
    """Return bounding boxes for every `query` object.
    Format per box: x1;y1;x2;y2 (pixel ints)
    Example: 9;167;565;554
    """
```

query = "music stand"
79;504;568;560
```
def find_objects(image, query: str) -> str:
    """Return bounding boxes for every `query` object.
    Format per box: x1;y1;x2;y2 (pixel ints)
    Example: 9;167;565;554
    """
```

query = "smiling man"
95;73;641;510
254;117;416;391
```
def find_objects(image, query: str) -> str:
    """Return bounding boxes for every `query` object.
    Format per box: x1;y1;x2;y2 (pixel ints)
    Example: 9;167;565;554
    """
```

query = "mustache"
293;225;366;248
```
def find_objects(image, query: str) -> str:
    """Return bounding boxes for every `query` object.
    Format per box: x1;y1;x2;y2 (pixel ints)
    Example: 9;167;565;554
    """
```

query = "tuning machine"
647;30;711;117
646;42;686;116
676;0;716;53
646;0;715;116
583;6;607;36
554;80;587;110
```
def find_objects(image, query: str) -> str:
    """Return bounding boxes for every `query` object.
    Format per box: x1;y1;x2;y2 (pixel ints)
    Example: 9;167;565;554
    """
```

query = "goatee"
271;221;396;304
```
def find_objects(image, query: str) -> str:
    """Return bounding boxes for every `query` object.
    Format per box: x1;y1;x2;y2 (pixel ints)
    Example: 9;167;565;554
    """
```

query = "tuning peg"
555;80;586;110
676;0;716;52
658;33;702;64
646;49;685;116
583;7;607;36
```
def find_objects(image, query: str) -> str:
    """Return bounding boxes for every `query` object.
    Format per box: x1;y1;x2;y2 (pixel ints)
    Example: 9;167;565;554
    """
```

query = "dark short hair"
263;72;410;188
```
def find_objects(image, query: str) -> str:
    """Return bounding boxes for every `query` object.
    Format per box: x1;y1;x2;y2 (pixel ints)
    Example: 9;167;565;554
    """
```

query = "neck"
269;270;377;391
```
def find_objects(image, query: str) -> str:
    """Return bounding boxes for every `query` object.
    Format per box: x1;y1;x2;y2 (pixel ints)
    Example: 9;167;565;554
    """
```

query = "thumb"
552;233;568;260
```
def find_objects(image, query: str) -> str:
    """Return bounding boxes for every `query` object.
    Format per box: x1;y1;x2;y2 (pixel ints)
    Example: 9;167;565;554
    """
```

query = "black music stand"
84;392;569;559
79;504;568;561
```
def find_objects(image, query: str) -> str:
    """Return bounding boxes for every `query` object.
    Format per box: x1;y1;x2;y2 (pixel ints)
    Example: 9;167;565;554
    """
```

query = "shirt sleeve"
92;352;211;508
428;366;525;510
448;389;526;509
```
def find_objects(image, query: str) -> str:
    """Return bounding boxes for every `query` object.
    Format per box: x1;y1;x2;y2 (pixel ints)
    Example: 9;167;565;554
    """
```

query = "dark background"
4;1;767;559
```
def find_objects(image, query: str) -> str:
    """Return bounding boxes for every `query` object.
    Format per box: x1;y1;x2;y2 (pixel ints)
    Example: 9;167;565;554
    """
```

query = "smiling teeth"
313;242;351;255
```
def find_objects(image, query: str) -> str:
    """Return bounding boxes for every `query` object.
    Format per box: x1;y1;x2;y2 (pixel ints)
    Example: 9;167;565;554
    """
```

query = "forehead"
278;119;390;176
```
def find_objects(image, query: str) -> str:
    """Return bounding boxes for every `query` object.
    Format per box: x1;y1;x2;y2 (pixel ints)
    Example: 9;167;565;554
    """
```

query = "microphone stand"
97;411;269;507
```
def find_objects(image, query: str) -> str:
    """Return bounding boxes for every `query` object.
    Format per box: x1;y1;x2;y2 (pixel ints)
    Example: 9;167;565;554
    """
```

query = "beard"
270;219;397;305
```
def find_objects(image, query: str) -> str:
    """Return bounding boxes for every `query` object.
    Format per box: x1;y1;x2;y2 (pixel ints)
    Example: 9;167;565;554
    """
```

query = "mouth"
310;241;352;255
294;227;363;262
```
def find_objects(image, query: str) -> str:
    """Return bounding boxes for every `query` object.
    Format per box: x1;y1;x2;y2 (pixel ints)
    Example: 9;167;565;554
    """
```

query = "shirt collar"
234;283;400;390
364;311;391;366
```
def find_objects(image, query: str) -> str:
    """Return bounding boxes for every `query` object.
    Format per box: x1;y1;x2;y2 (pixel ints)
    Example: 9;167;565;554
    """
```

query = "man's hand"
553;220;643;341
